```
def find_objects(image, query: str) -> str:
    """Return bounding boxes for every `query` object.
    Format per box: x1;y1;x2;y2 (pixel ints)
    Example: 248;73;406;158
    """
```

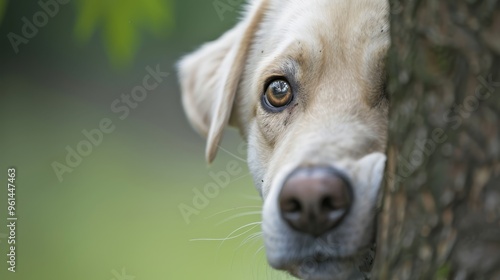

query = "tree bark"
375;1;500;279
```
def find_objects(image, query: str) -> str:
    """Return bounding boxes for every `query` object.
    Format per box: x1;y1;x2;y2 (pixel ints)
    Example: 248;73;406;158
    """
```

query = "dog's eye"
264;79;293;108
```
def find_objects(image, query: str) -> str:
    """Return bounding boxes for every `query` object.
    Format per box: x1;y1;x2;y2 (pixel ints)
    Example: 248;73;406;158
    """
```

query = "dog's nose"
279;166;352;237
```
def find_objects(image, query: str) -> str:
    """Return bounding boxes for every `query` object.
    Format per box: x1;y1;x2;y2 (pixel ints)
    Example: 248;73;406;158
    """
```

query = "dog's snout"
279;166;352;237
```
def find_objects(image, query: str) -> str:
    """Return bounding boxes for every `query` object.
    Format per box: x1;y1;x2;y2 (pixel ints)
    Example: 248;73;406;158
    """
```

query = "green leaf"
73;0;174;68
435;263;451;280
0;0;7;24
74;0;103;42
103;6;138;68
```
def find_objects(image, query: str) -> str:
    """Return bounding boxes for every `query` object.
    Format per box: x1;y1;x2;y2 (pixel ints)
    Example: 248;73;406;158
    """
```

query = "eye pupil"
272;81;287;94
265;79;293;108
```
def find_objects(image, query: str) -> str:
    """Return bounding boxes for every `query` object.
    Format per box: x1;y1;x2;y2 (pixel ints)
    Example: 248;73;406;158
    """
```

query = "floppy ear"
177;0;268;163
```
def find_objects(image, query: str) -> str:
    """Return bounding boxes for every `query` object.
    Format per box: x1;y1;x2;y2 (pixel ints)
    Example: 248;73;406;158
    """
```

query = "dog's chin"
287;259;354;280
277;255;371;280
269;243;375;280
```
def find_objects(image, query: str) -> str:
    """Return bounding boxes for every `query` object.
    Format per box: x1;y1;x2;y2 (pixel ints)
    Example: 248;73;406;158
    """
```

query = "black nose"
278;166;352;237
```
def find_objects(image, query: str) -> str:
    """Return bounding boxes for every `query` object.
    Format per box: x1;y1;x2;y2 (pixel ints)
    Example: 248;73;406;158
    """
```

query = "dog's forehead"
251;0;390;91
260;0;389;48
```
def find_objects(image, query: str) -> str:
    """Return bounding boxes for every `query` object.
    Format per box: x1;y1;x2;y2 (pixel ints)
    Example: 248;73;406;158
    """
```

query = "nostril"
280;198;303;226
320;195;348;225
281;198;301;213
320;196;336;212
279;166;352;236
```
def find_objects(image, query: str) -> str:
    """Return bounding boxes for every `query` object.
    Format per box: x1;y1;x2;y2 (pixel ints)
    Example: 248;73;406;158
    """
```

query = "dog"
177;0;390;279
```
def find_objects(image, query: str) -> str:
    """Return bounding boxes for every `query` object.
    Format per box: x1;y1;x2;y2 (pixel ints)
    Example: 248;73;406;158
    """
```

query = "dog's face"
178;0;390;279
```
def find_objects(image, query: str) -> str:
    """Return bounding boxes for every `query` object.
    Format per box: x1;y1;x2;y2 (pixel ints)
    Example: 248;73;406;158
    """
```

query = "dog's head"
178;0;390;279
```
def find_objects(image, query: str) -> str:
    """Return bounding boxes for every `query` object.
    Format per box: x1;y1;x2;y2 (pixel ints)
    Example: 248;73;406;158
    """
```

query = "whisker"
189;223;259;243
228;228;263;275
217;145;247;162
217;222;261;250
204;206;261;220
251;245;267;279
236;231;262;250
254;245;265;257
215;211;262;226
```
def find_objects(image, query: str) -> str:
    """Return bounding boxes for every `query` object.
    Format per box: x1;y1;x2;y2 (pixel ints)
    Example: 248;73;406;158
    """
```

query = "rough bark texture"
375;1;500;279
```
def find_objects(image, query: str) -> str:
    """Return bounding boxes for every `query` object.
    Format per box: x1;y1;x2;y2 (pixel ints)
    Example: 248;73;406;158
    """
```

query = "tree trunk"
375;1;500;279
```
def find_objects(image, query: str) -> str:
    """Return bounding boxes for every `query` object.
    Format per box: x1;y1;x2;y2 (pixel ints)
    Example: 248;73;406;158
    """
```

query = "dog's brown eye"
265;79;293;108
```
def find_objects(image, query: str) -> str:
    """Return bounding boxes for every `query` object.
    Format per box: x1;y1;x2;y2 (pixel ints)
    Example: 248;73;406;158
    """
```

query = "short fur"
178;0;390;279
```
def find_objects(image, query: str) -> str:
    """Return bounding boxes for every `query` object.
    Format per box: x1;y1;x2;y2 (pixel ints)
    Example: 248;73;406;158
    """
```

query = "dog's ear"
177;0;268;163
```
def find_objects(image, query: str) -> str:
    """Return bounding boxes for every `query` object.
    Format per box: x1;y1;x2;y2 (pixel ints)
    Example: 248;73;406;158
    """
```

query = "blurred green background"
0;1;293;279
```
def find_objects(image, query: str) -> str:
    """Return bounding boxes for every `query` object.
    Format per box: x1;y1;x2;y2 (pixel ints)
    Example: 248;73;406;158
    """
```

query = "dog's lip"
271;243;373;273
274;252;351;271
286;256;354;280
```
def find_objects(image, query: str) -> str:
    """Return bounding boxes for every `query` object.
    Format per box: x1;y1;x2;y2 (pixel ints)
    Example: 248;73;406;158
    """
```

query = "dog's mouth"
282;245;375;280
